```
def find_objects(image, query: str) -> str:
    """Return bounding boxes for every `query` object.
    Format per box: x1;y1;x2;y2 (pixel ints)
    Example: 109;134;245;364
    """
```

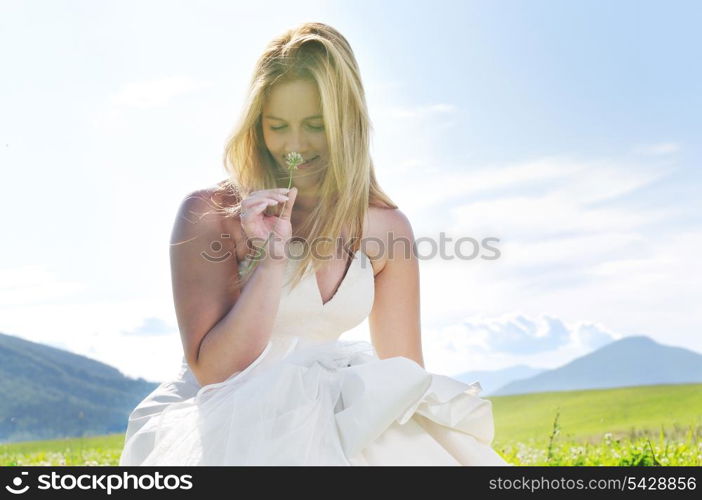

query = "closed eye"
270;124;324;131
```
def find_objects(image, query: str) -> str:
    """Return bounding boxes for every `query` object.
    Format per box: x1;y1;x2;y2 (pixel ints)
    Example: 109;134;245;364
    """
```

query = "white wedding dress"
119;249;511;466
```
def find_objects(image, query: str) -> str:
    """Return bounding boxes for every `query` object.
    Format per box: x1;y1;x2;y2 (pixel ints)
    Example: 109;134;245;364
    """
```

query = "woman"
119;22;510;466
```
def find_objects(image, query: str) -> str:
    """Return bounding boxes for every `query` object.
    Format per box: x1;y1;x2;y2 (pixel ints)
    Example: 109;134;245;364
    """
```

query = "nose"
284;129;310;156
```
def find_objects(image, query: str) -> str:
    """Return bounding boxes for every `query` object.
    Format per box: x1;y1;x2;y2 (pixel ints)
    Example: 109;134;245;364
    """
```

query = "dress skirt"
119;336;511;466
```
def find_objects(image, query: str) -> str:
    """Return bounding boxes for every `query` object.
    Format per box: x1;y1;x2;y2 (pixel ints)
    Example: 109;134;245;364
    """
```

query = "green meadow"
491;383;702;465
1;383;700;466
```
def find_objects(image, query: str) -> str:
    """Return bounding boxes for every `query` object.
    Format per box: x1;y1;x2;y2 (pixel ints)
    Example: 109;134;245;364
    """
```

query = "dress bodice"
172;244;375;390
271;247;375;342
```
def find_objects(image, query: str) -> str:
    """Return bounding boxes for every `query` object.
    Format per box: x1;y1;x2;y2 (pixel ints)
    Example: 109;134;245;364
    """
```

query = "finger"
245;192;289;203
251;188;290;197
279;187;297;221
269;193;290;201
242;194;288;209
240;199;274;218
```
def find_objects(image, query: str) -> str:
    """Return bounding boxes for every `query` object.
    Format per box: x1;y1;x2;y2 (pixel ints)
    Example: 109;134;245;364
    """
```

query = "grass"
0;434;125;466
1;383;700;466
490;383;702;465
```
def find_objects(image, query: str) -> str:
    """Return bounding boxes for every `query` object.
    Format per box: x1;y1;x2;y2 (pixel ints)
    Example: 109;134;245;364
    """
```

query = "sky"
1;0;700;383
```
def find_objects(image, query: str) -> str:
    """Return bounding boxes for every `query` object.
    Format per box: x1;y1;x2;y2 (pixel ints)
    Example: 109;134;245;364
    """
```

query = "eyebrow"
264;114;323;121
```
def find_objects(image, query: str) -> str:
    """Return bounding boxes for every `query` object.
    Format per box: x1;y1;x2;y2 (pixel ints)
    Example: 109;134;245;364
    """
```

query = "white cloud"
382;103;457;119
499;232;645;269
437;313;615;355
392;156;583;211
447;193;671;240
417;313;619;376
108;75;215;109
0;266;87;306
122;316;178;337
92;75;216;130
377;155;673;227
632;142;682;155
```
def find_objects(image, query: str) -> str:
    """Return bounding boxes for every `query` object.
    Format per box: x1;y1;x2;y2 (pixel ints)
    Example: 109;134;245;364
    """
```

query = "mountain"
453;365;546;395
0;332;159;444
491;336;702;396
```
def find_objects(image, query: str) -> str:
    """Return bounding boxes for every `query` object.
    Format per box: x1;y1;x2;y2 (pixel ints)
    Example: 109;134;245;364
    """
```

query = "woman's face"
262;78;328;186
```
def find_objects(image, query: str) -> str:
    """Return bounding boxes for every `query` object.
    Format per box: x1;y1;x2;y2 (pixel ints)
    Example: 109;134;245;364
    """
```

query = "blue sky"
1;0;699;382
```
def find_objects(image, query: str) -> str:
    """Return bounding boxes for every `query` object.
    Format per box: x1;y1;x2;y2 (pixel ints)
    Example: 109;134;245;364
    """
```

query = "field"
1;383;700;466
491;383;702;465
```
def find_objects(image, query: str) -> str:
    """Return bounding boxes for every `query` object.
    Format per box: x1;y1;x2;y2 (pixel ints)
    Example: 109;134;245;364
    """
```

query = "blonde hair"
208;21;397;293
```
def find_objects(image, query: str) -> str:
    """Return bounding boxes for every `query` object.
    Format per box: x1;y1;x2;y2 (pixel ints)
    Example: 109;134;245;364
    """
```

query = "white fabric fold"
119;336;511;466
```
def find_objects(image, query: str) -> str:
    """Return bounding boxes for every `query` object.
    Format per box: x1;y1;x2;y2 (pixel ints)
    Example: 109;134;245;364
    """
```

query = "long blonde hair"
208;21;397;293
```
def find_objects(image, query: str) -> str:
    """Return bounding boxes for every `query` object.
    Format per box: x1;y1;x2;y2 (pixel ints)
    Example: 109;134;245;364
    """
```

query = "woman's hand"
239;187;298;260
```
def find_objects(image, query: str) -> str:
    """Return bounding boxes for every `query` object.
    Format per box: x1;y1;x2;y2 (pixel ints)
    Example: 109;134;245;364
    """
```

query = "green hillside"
0;332;158;442
490;382;702;444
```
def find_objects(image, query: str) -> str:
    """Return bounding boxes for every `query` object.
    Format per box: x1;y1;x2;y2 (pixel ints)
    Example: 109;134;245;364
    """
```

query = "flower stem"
239;152;303;276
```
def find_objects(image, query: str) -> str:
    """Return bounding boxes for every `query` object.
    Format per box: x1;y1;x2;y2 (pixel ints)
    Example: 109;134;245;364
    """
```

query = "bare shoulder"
173;186;230;233
171;183;245;263
367;205;414;237
366;205;416;276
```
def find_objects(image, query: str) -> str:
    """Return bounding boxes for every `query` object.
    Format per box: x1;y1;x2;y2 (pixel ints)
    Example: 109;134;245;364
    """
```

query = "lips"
298;156;319;167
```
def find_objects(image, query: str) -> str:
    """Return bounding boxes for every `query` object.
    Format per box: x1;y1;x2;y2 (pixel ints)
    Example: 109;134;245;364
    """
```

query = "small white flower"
285;151;304;170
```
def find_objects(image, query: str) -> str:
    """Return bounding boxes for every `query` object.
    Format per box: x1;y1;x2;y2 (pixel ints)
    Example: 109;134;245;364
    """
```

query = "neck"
291;185;320;212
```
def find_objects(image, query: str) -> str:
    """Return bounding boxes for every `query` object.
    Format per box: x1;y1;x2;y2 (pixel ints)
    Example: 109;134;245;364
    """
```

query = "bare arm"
368;209;425;368
170;190;289;387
